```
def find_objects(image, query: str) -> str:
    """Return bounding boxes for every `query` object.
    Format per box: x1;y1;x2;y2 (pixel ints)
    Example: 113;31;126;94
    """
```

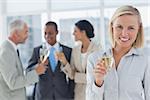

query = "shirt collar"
7;39;17;51
104;47;143;58
46;42;60;51
125;47;143;57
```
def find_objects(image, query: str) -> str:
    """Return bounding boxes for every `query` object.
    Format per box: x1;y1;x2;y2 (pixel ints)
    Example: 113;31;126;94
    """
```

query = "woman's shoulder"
88;49;105;61
134;47;149;57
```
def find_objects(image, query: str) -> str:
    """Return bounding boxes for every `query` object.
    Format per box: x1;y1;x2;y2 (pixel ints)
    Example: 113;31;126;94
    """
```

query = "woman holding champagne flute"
57;20;100;100
86;5;150;100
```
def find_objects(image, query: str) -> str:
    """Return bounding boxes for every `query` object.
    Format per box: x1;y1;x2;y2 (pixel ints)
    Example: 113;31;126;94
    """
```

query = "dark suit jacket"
27;43;74;100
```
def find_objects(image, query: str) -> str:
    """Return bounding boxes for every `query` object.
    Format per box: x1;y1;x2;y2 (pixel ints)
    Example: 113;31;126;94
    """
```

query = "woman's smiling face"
112;14;139;48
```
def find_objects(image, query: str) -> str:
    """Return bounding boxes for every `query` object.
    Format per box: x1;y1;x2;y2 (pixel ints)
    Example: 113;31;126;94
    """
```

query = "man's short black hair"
45;21;58;31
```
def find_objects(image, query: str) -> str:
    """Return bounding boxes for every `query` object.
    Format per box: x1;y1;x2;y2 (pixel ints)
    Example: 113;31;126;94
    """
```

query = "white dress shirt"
86;47;150;100
45;42;60;52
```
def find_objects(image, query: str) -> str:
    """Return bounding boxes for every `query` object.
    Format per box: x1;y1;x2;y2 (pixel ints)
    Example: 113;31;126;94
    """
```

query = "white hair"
8;19;26;34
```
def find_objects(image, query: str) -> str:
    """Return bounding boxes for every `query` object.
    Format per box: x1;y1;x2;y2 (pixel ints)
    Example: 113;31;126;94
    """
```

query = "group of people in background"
0;5;149;100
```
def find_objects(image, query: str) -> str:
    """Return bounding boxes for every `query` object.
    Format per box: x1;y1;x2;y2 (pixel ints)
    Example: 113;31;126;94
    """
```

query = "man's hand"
35;63;47;75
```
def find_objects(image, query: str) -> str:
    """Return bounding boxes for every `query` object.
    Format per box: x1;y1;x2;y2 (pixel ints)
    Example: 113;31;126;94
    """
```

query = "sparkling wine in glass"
39;43;49;63
55;46;63;61
101;53;114;71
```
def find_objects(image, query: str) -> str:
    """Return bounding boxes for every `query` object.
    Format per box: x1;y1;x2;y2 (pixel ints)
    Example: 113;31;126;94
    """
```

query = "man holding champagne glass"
27;21;74;100
0;19;47;100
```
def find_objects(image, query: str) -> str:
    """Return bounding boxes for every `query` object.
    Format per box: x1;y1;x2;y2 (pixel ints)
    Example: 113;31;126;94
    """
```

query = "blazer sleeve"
61;49;75;80
0;49;39;90
62;55;87;83
86;54;104;100
27;48;39;72
62;47;86;83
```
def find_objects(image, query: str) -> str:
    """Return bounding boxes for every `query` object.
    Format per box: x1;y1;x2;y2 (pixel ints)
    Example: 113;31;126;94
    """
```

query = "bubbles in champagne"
102;56;113;68
39;42;48;62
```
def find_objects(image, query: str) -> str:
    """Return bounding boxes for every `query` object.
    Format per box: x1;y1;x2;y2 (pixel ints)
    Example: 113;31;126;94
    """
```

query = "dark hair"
45;21;58;31
75;20;94;38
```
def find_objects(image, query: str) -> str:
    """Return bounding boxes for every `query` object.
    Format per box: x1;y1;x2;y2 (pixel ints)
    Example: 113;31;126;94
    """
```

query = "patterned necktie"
49;47;57;72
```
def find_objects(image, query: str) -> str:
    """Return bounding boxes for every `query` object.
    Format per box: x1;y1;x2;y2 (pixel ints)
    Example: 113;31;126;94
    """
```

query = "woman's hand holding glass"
55;47;67;65
101;54;114;72
94;53;114;87
94;60;107;87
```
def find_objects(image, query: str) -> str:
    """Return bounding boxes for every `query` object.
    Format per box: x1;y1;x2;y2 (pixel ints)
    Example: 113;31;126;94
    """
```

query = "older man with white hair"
0;19;47;100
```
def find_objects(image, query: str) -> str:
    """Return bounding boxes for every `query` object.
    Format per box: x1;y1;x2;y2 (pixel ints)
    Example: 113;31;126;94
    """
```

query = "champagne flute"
55;46;63;61
101;52;114;71
39;43;49;63
39;49;44;62
55;46;69;83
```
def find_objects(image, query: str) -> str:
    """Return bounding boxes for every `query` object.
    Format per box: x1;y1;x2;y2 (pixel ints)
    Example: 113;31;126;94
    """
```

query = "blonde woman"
86;5;150;100
58;20;100;100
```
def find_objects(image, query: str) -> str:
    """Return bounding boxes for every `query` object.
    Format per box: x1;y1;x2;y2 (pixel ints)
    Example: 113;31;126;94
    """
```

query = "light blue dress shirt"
86;47;150;100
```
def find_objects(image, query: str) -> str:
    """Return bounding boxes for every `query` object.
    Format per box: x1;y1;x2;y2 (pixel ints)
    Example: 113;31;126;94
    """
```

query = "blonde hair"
109;5;144;48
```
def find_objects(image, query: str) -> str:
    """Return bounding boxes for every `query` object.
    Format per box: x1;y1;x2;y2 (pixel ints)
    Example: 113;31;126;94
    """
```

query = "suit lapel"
55;44;65;72
73;45;83;72
76;42;96;73
5;41;24;74
82;42;95;72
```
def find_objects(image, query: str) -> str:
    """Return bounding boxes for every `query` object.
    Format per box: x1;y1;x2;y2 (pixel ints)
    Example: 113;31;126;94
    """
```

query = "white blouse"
86;48;150;100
